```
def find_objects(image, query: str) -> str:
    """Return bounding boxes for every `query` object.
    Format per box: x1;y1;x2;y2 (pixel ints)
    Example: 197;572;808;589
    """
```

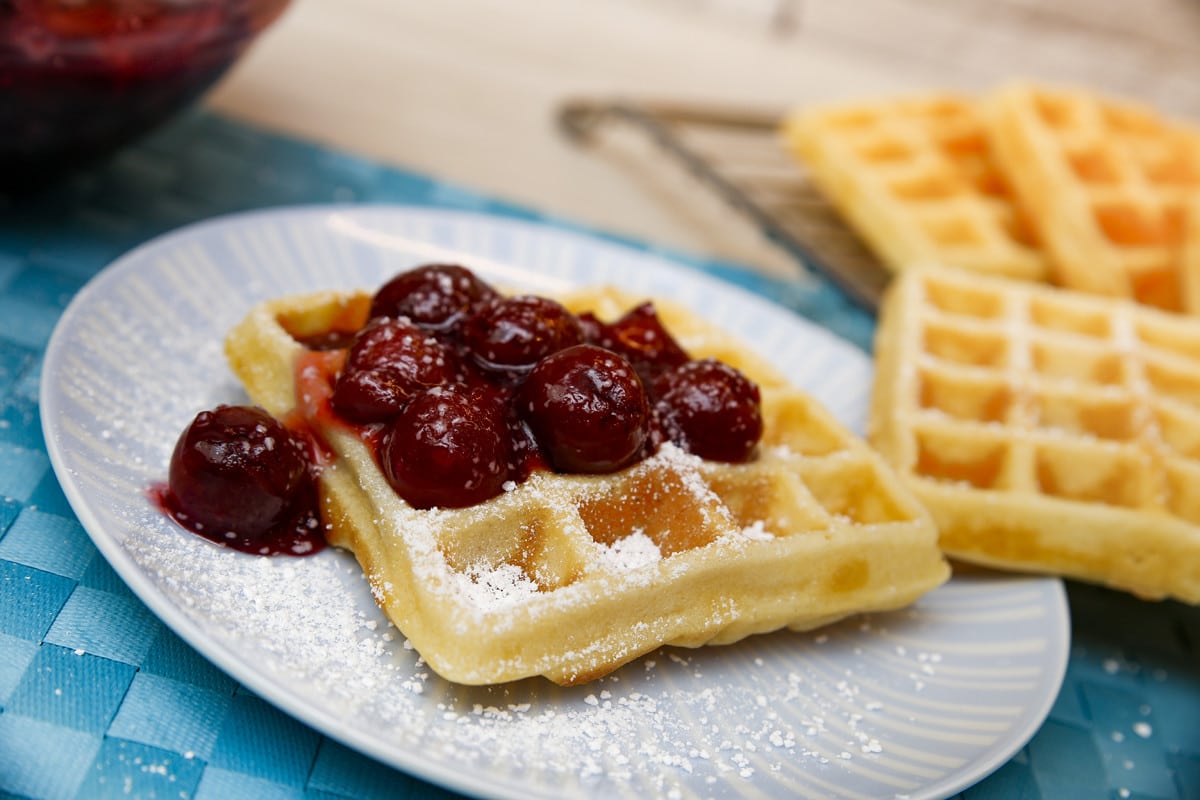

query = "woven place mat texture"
0;111;1197;800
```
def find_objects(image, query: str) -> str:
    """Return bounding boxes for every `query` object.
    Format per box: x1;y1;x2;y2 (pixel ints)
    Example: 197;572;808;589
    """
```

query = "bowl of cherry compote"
0;0;290;191
158;264;764;556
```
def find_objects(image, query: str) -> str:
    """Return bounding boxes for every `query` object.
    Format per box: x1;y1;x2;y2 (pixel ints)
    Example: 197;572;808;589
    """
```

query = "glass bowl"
0;0;290;191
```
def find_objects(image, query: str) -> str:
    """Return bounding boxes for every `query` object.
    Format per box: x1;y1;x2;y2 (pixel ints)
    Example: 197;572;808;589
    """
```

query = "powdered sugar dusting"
120;510;955;797
43;207;1068;799
119;482;1056;799
598;529;661;570
451;562;540;610
739;520;775;541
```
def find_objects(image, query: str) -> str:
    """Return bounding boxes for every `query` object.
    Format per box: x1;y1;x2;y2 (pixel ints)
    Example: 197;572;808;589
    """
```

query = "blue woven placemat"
0;109;1197;800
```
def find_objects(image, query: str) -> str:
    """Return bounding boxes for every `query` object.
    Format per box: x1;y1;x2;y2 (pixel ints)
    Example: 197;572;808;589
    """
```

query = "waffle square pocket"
782;94;1049;282
871;267;1200;602
226;284;950;685
987;82;1200;312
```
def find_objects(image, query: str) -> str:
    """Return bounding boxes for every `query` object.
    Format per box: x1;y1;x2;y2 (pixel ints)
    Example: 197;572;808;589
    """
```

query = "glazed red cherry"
369;264;498;334
380;385;511;509
654;359;762;462
508;415;547;481
591;302;690;383
576;311;606;345
464;295;584;377
332;369;421;424
519;344;650;473
166;405;310;539
344;316;454;374
331;318;457;423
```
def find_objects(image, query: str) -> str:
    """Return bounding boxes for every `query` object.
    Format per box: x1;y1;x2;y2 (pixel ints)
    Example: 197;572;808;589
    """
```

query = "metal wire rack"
558;98;889;311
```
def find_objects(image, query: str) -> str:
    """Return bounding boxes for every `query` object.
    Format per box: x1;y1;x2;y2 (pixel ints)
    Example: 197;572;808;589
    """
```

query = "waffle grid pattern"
988;83;1200;312
873;267;1200;602
783;95;1049;282
911;273;1200;511
0;110;1197;798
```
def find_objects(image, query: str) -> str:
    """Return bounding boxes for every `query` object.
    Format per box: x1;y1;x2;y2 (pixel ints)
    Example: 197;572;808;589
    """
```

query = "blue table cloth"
0;110;1197;800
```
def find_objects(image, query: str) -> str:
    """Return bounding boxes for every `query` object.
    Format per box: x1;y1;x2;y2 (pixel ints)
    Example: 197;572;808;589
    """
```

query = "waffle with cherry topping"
225;284;949;685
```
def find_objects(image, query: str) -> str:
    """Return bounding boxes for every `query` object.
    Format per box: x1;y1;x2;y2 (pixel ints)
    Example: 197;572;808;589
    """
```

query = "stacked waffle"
787;83;1200;603
784;82;1200;313
784;93;1048;283
225;287;950;685
871;267;1200;603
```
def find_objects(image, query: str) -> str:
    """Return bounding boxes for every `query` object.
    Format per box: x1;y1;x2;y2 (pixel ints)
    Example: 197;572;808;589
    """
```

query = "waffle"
782;94;1049;282
870;267;1200;603
987;82;1200;312
1186;194;1200;313
225;285;949;685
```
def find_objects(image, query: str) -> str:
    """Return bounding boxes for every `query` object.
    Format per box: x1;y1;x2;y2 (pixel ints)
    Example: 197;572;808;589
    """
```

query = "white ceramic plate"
41;206;1069;800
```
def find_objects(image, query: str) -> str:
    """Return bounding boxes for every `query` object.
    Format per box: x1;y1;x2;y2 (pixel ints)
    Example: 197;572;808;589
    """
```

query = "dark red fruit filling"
331;317;457;423
0;0;290;191
369;263;498;335
161;263;764;552
653;359;763;463
519;344;650;473
160;404;324;556
582;302;689;383
463;295;584;379
380;385;512;510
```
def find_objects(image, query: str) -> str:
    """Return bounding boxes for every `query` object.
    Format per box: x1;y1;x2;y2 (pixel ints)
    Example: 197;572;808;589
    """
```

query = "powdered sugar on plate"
119;511;960;797
118;491;1063;800
42;206;1070;800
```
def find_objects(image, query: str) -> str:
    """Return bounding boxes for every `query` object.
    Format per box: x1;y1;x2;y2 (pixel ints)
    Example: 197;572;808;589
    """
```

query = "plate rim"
39;203;1070;800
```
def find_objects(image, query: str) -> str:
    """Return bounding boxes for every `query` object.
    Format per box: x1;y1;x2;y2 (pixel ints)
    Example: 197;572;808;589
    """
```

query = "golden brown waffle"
870;267;1200;603
782;94;1048;282
1186;194;1200;312
226;285;949;685
987;82;1200;312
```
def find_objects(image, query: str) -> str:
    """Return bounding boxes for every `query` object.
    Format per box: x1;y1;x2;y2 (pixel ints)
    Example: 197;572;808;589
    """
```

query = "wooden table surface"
207;0;1200;278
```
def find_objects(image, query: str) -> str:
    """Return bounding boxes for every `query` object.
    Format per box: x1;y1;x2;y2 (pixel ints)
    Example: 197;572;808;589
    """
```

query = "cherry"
508;414;548;482
653;359;762;463
369;264;498;334
165;405;312;539
380;384;512;509
585;302;690;384
160;265;768;555
477;381;548;482
343;316;451;373
331;369;420;424
576;311;606;344
519;344;650;473
464;295;584;378
331;317;457;423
